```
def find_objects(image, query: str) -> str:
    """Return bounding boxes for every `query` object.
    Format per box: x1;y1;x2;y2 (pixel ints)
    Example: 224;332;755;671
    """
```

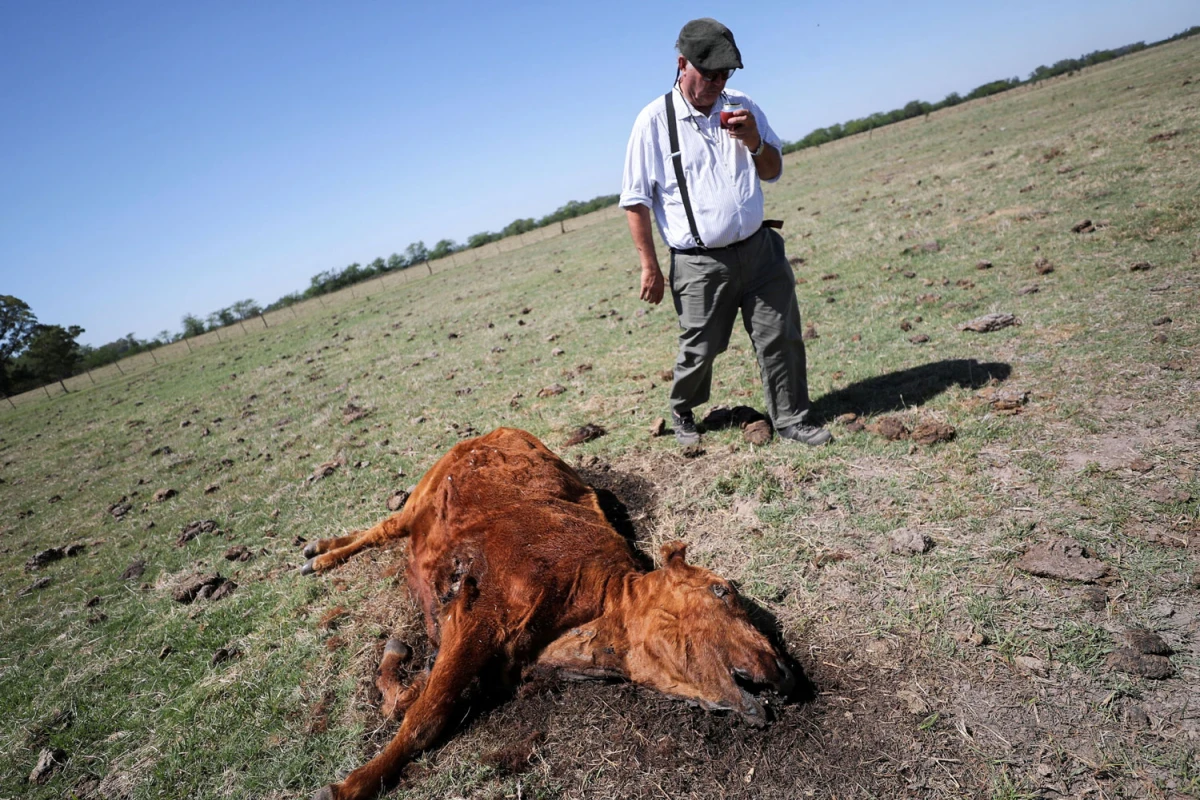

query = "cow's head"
623;541;795;725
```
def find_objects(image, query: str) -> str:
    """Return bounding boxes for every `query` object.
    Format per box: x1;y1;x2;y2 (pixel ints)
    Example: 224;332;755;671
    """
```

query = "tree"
229;299;261;320
404;241;429;265
24;324;85;392
429;239;457;260
386;253;406;272
0;295;38;396
369;257;387;274
181;313;206;338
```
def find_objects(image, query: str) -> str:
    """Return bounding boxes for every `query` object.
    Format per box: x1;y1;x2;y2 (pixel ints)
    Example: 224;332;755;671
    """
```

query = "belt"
670;219;783;256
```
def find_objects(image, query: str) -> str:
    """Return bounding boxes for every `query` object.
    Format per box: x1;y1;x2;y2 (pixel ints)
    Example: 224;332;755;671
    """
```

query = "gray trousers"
668;227;812;429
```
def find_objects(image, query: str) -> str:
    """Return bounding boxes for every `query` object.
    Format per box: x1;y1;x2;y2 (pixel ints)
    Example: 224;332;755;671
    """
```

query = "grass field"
2;37;1198;800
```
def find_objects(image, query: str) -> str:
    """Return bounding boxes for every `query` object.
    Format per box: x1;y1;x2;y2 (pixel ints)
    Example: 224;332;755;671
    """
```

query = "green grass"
2;37;1199;800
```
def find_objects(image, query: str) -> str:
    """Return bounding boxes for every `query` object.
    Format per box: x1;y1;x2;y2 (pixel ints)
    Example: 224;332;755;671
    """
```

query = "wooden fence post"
148;348;158;364
183;337;193;353
260;313;269;329
4;394;15;409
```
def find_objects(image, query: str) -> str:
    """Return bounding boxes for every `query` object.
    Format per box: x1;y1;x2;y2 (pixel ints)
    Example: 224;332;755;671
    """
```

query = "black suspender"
664;91;703;249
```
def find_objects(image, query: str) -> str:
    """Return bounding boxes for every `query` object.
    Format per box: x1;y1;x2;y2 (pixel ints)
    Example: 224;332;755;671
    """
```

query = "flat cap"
676;18;743;71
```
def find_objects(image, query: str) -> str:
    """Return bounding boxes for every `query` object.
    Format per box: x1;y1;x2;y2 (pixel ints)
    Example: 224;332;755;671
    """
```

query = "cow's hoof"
300;558;316;576
384;638;412;660
311;786;336;800
302;541;319;558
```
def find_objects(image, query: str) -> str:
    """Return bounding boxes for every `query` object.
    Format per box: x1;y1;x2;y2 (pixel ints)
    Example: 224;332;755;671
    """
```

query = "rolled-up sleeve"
620;108;658;209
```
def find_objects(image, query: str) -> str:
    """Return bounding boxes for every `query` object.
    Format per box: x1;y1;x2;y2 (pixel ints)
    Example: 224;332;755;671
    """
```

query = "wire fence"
2;203;626;411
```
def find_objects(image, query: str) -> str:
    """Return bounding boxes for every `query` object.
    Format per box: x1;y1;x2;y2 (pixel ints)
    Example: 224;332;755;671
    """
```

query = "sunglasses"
696;66;734;83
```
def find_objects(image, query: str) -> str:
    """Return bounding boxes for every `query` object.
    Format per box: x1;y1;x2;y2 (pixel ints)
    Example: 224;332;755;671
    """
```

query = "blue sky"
1;0;1194;347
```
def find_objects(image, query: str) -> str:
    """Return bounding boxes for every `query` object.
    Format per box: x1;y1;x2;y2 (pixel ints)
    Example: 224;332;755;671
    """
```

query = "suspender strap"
664;91;703;249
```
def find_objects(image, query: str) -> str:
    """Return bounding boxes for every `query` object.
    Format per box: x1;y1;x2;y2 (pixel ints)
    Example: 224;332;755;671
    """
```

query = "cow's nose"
773;658;796;695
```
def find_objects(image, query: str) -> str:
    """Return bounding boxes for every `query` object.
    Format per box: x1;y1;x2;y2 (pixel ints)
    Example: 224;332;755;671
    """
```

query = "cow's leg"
313;598;496;800
376;640;427;720
300;511;409;574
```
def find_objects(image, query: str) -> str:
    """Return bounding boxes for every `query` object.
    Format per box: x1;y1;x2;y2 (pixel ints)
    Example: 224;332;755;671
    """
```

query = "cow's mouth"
728;659;796;725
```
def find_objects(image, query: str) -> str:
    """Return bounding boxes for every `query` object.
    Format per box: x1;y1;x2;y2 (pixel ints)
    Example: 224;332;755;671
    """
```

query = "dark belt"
670;219;783;256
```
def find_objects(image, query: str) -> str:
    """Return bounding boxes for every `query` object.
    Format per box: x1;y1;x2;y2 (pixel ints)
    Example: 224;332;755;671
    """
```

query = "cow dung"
565;424;606;447
890;529;933;555
959;313;1021;333
173;573;226;604
1107;649;1174;679
1123;629;1172;656
911;421;955;445
867;416;909;441
28;747;66;784
1015;538;1111;583
386;490;411;512
120;559;146;581
742;420;772;446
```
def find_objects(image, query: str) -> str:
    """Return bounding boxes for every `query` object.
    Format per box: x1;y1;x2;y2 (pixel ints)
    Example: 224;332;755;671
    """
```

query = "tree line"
0;193;620;397
780;25;1199;155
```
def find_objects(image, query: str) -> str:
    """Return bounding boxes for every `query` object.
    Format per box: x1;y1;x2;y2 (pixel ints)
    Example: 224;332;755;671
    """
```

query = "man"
620;18;831;448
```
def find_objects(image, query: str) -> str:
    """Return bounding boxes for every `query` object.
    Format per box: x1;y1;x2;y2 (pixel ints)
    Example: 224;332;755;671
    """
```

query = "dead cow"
300;427;795;800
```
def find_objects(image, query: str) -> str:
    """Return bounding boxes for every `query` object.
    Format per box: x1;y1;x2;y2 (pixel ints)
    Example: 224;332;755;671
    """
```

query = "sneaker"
671;411;701;446
777;422;832;447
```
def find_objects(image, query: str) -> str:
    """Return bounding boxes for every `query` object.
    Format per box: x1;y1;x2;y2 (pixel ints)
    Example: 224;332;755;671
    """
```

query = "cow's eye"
710;583;729;599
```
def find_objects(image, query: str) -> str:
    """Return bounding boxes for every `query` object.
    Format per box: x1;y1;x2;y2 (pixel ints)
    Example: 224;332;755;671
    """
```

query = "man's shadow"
809;358;1011;423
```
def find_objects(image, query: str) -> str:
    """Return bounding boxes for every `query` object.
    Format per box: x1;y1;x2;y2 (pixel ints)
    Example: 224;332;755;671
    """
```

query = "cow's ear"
660;540;689;568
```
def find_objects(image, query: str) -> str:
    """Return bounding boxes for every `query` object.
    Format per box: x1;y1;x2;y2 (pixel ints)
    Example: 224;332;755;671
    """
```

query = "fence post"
113;360;125;375
85;369;96;385
4;394;14;409
43;384;52;398
183;337;193;353
425;260;432;276
290;305;298;318
260;313;269;329
238;320;247;335
215;328;223;342
148;348;158;364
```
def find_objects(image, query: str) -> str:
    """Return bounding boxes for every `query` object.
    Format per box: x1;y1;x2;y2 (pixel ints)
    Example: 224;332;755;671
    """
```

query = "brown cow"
301;427;795;800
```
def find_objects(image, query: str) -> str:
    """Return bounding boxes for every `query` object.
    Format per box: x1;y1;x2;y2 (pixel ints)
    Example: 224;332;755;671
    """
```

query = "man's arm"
625;205;664;305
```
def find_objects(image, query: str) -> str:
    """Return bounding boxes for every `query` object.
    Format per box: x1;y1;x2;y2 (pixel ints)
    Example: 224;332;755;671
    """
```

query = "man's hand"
724;109;761;152
626;205;664;305
640;264;664;305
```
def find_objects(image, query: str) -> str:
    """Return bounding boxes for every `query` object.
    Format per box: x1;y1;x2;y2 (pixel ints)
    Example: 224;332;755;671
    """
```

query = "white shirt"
620;85;782;251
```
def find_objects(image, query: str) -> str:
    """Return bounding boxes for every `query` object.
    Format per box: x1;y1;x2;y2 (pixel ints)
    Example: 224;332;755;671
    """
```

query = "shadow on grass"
810;358;1011;423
